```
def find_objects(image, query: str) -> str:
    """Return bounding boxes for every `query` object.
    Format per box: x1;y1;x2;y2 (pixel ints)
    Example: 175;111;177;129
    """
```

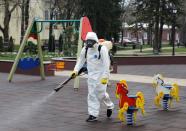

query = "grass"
116;43;172;51
0;43;186;61
0;53;16;60
166;47;186;52
0;54;57;61
14;45;20;51
0;51;74;61
138;47;186;54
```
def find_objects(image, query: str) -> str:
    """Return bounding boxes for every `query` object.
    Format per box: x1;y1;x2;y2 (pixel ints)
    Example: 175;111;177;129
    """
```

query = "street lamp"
170;3;177;56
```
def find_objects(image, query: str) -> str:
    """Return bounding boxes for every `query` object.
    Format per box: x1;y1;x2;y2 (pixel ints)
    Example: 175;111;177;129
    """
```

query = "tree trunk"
135;23;139;42
0;1;18;49
20;0;30;44
154;17;159;54
3;27;10;49
121;29;124;44
3;2;11;48
20;0;25;44
171;16;176;56
25;0;30;29
147;24;151;45
180;17;186;47
48;7;54;52
142;33;145;45
147;22;153;46
153;1;160;54
158;0;165;52
159;17;164;52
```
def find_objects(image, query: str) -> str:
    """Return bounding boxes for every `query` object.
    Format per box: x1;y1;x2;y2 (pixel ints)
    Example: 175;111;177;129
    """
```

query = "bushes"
48;34;55;52
8;36;14;52
58;34;63;52
0;36;14;52
63;26;78;57
24;41;37;54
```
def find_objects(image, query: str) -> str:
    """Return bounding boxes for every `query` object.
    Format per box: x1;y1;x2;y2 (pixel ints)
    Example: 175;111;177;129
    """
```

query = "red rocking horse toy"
115;80;145;125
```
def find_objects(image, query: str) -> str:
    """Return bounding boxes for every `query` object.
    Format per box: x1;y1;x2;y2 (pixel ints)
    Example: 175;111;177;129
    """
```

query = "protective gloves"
101;78;108;84
70;71;78;78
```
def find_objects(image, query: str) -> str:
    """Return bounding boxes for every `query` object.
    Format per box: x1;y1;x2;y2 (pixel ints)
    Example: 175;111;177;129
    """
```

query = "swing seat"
18;57;40;70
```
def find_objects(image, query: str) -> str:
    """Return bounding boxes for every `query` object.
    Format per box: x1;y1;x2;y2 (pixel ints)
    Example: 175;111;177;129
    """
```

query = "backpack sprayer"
54;67;87;92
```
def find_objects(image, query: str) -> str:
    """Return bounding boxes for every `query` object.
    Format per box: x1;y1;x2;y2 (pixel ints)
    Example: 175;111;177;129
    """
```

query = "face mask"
86;40;97;48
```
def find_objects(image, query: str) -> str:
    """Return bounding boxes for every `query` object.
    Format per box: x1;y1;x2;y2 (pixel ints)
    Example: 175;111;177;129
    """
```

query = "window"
176;33;179;41
127;32;130;38
143;32;147;39
44;10;49;20
167;33;170;40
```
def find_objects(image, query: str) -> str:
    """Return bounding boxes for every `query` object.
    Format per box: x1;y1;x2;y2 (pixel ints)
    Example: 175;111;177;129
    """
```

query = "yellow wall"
0;0;46;45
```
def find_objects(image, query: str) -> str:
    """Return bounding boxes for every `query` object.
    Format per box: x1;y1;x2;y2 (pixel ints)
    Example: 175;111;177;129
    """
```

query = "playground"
0;16;186;131
1;0;186;130
0;65;186;131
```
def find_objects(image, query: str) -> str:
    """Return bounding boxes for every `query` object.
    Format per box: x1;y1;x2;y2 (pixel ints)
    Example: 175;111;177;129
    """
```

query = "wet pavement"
0;65;186;131
117;65;186;79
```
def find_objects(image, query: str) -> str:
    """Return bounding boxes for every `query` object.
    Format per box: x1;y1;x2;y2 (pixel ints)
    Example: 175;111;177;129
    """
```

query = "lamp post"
170;3;177;56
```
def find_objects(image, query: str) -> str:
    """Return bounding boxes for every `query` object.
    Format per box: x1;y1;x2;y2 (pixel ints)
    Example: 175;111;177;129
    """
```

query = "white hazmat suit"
74;32;114;117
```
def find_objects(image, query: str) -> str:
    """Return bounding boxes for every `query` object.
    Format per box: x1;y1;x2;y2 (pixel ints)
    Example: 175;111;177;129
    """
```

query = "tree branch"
0;25;4;33
10;3;19;13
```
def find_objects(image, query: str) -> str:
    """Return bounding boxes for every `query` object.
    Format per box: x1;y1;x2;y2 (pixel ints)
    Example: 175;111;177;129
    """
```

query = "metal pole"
36;22;45;80
35;20;80;23
73;17;83;90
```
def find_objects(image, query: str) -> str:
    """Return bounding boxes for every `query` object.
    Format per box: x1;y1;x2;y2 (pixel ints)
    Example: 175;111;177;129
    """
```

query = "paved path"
55;71;186;86
56;64;186;86
117;65;186;79
0;65;186;131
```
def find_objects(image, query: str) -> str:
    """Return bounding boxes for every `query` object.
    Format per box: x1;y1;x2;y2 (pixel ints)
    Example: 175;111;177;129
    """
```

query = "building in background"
0;0;63;45
120;23;180;44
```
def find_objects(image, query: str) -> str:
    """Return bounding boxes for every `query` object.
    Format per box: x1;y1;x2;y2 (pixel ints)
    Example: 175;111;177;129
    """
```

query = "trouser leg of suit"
87;78;114;117
97;83;114;110
102;91;114;110
87;78;100;117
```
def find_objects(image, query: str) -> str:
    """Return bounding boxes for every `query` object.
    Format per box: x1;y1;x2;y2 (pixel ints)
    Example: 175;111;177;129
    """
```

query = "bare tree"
0;0;21;48
20;0;30;43
47;0;81;51
57;0;81;20
179;0;186;47
48;0;58;52
56;0;81;29
120;0;135;43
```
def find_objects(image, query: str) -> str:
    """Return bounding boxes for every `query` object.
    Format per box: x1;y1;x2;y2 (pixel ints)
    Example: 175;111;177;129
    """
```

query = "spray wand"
54;67;87;92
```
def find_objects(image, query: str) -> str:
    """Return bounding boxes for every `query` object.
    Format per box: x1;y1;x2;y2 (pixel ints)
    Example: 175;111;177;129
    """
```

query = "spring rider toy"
152;74;180;110
116;80;145;125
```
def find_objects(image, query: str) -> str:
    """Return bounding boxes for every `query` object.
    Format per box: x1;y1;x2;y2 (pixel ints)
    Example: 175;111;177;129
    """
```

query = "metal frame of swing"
8;17;83;84
35;19;80;71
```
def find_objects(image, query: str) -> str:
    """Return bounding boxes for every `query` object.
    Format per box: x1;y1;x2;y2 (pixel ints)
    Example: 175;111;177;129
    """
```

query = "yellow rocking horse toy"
152;74;180;110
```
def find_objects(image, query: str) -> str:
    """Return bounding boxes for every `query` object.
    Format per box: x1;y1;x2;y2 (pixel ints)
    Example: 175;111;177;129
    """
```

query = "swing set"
8;16;92;82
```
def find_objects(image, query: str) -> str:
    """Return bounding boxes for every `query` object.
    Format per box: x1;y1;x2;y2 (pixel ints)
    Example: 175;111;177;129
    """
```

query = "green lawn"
116;43;172;51
0;53;16;60
164;47;186;53
138;47;186;54
1;43;186;61
14;45;20;51
0;52;67;61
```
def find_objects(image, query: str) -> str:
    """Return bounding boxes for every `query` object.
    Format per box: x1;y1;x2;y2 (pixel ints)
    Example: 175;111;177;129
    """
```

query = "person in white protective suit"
71;32;114;122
